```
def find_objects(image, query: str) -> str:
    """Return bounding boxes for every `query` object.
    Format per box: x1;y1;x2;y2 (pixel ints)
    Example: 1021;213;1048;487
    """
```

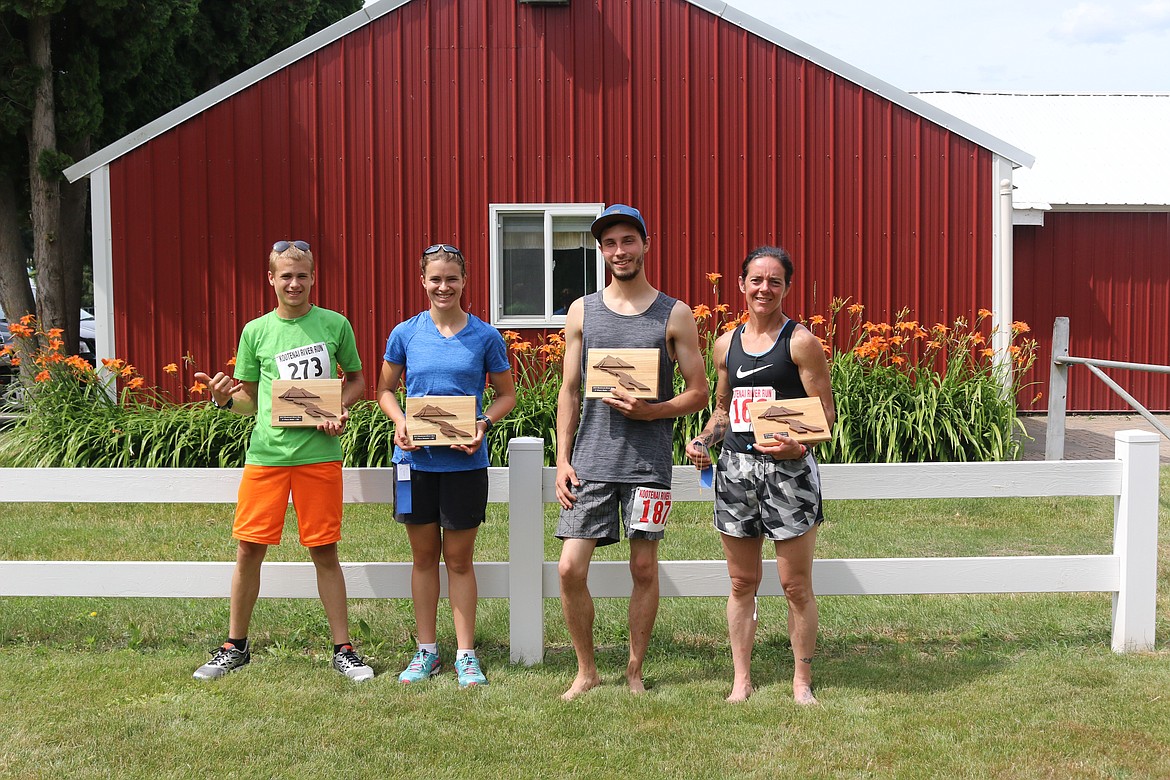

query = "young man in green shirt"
193;240;372;682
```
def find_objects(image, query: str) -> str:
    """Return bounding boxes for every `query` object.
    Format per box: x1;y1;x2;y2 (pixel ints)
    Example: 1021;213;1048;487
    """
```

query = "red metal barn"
916;93;1170;413
66;0;1031;399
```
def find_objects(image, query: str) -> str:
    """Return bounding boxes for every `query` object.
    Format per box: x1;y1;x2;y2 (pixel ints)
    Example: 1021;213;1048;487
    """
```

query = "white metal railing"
1046;316;1170;460
0;432;1160;663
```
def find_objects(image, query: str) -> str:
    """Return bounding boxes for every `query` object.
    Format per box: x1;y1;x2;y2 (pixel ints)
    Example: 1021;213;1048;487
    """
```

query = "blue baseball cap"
590;204;647;240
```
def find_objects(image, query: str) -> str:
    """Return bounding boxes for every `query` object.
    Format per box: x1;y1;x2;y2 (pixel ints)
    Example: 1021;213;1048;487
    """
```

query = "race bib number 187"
629;487;673;532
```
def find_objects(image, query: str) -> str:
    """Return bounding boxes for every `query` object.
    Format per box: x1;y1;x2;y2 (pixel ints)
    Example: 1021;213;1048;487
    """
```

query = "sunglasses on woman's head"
423;244;461;255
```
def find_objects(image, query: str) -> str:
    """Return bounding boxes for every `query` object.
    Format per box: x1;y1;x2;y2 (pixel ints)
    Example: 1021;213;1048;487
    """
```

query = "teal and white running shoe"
455;655;488;688
398;649;441;684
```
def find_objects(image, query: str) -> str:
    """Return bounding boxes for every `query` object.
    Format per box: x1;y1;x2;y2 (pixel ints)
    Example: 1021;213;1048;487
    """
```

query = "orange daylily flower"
127;377;145;390
847;303;864;316
19;314;35;326
190;381;207;395
1012;321;1031;334
809;315;826;326
101;357;125;371
706;272;722;286
981;348;995;357
977;308;993;319
692;304;712;320
226;356;237;367
163;363;178;375
34;370;51;382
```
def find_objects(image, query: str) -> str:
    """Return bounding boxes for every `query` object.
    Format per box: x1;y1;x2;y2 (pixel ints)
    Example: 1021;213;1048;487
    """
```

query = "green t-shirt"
234;305;362;466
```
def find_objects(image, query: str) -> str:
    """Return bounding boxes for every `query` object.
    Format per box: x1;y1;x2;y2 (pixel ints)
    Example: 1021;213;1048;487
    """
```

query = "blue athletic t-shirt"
383;311;510;471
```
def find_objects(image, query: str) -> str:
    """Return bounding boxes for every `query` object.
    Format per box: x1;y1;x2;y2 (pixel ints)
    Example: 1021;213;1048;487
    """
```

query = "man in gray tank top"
554;204;709;700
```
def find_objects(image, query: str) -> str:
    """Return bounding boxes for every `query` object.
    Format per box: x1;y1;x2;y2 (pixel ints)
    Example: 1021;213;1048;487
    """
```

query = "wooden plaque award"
745;397;832;445
584;348;660;399
271;379;344;428
405;396;477;446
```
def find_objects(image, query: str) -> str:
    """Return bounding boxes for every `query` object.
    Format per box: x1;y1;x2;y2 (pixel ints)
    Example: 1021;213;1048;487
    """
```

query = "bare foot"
626;674;647;695
793;683;819;706
726;681;753;703
561;674;601;701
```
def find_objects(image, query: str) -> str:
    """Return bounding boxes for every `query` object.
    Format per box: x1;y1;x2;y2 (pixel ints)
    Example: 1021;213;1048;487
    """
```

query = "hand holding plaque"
405;396;477;446
745;396;831;444
584;349;660;399
271;379;343;427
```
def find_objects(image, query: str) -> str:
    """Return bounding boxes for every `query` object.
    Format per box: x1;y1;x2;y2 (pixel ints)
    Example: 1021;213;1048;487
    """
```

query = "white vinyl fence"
1;431;1160;663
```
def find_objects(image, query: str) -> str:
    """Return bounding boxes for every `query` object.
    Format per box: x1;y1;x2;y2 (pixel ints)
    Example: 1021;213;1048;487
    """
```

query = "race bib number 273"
275;342;330;381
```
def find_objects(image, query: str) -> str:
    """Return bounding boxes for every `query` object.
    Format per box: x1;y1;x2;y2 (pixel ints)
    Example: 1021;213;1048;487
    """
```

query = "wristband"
476;413;493;432
212;396;234;411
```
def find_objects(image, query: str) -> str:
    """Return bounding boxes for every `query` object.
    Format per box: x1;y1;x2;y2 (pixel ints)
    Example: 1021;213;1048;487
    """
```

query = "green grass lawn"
1;468;1168;779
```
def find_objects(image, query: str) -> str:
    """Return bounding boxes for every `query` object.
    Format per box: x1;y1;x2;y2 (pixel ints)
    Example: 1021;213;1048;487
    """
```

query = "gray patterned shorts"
556;479;669;547
714;449;823;541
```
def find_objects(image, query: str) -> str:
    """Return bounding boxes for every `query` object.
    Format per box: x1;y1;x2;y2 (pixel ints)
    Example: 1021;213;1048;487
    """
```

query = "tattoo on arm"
799;657;814;665
695;409;730;448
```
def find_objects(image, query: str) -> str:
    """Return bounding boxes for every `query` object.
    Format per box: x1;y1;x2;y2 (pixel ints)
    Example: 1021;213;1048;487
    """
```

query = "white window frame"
488;203;606;328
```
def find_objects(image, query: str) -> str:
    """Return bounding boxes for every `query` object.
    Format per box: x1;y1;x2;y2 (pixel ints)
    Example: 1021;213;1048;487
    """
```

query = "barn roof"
913;92;1170;210
64;0;1032;183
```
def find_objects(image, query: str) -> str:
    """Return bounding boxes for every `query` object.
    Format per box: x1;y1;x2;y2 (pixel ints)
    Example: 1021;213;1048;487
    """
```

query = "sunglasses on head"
272;240;311;253
423;243;461;255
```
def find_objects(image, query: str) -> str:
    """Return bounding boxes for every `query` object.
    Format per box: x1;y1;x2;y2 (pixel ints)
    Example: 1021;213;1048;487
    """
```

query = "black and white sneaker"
332;645;375;682
193;643;251;680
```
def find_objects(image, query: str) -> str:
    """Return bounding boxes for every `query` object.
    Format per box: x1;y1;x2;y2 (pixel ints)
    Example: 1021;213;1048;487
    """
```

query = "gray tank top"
572;290;677;485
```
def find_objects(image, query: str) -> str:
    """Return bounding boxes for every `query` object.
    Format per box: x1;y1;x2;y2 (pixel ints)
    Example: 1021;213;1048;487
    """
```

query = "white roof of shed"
913;92;1170;210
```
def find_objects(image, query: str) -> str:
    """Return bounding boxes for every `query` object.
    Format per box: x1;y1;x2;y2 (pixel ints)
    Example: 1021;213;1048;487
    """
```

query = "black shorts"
395;468;488;531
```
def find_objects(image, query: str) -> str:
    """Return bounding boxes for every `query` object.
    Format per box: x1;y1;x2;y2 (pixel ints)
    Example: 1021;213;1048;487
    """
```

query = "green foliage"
339;400;396;467
3;297;1040;468
811;300;1038;463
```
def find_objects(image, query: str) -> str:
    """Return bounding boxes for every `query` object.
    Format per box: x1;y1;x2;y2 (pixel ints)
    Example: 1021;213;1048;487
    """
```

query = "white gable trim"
65;0;1032;183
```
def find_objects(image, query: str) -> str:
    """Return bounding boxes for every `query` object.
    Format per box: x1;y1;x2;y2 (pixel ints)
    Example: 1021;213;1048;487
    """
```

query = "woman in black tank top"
685;246;836;705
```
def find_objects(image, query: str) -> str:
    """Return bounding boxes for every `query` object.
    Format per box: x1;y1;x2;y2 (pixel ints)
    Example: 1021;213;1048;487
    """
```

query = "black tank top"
724;319;806;453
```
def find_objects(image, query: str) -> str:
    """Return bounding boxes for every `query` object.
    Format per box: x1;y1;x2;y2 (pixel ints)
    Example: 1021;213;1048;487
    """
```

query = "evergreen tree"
0;0;362;355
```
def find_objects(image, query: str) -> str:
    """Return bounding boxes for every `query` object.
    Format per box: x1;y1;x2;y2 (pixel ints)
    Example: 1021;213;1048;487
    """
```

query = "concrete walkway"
1019;413;1170;463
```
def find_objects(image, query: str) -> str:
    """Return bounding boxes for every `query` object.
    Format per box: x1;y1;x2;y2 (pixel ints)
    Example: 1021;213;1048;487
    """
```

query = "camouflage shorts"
714;449;823;540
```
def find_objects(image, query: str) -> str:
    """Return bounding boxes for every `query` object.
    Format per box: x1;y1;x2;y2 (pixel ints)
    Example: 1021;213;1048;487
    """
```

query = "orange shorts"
232;462;343;547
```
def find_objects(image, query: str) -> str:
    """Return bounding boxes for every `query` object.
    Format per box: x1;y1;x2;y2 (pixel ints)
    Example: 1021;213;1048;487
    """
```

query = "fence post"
508;437;546;664
1045;317;1070;460
1110;430;1160;652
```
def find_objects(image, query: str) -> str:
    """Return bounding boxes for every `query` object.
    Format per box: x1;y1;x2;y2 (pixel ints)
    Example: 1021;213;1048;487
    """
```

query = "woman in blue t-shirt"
377;244;516;688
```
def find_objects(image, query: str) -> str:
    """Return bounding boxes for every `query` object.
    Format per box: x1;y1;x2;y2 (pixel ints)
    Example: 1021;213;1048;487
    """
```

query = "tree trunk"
60;139;91;356
26;13;69;343
0;173;37;322
0;173;38;380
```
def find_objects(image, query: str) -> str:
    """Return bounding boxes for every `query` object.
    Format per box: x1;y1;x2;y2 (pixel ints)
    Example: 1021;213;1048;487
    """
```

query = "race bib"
629;487;673;532
275;342;330;380
730;386;775;432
